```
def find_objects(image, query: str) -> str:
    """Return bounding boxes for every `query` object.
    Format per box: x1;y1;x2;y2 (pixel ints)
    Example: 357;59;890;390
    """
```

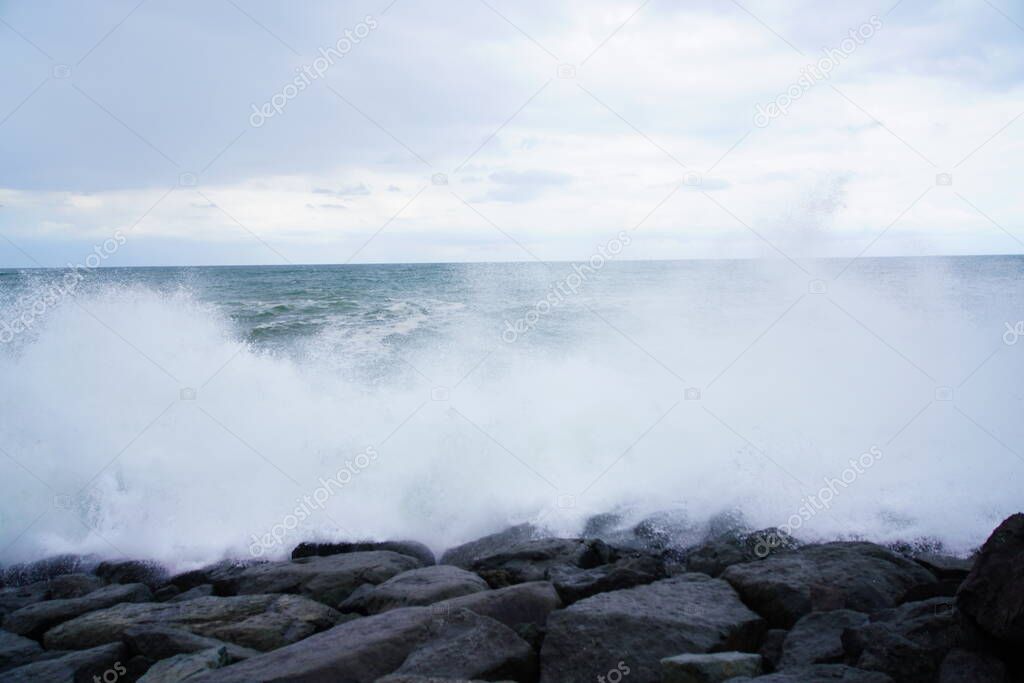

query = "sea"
0;256;1022;569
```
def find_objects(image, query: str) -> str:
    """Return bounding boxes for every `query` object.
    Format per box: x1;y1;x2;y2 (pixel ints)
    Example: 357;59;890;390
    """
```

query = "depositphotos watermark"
753;446;883;558
0;231;127;345
502;231;632;343
248;446;378;556
249;16;379;127
597;661;631;683
754;16;882;128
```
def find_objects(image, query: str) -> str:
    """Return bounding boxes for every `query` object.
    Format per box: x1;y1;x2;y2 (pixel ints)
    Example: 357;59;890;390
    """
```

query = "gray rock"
439;524;540;568
170;584;215;602
957;513;1024;644
723;664;894;682
292;540;436;567
662;651;762;682
632;509;701;551
843;597;958;683
46;573;106;599
2;582;152;639
220;550;421;606
95;559;169;589
376;677;495;683
0;629;42;673
439;581;561;629
0;582;50;618
937;647;1006;683
167;561;263;592
137;646;230;682
43;593;340;652
779;609;868;668
466;537;615;587
123;625;261;662
186;607;532;683
540;574;766;683
687;529;799;577
340;565;489;615
0;642;125;683
721;542;936;627
0;555;95;587
548;552;666;604
759;629;787;672
913;553;973;581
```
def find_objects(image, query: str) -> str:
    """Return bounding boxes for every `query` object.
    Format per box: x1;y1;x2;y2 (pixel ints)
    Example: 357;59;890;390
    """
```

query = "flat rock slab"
662;651;762;682
724;664;894;682
0;642;125;683
340;565;489;615
220;550;422;607
721;542;936;628
187;607;532;683
292;540;436;567
43;593;340;652
540;573;766;683
957;512;1024;644
779;609;868;668
2;582;152;639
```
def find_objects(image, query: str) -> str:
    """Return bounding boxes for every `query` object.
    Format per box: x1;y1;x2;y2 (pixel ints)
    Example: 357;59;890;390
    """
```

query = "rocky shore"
0;513;1021;682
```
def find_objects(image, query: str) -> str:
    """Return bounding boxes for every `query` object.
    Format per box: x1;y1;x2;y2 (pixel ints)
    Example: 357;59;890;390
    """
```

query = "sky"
1;0;1023;267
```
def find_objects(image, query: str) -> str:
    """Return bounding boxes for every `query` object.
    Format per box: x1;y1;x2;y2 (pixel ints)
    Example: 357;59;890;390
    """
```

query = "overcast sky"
1;0;1022;266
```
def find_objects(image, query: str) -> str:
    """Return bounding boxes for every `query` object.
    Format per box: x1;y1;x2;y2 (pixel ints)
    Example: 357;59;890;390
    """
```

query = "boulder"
439;524;540;568
124;625;261;662
47;573;105;599
2;582;152;639
957;513;1024;644
759;629;787;672
171;585;215;602
722;542;936;627
137;646;230;682
292;540;436;567
439;581;561;629
0;582;51;619
937;647;1006;683
43;593;339;652
0;642;125;683
723;664;893;682
842;597;958;683
340;565;489;615
219;550;422;606
913;553;974;581
661;651;762;682
167;560;264;592
539;574;765;683
548;552;666;604
0;555;95;587
779;610;868;668
95;559;169;589
187;607;533;683
465;538;616;587
0;630;42;673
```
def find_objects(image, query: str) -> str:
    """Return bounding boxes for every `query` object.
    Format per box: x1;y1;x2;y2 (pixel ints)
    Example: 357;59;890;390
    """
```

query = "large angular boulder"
439;524;539;568
0;642;125;683
0;582;51;618
779;609;868;668
218;550;422;606
957;513;1024;644
340;565;489;615
2;582;152;639
0;630;42;673
722;543;936;628
138;647;230;682
95;559;169;589
167;560;263;592
548;552;666;604
292;540;436;567
539;573;765;683
465;537;615;587
43;593;340;652
47;573;106;599
0;554;95;587
439;581;561;629
187;607;533;682
123;625;261;662
842;597;959;683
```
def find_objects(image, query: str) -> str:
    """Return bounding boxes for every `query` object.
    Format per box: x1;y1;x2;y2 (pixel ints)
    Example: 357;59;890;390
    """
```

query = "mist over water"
1;257;1022;570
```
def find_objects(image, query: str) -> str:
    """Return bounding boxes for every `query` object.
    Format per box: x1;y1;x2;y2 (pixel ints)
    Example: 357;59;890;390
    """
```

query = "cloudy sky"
1;0;1022;266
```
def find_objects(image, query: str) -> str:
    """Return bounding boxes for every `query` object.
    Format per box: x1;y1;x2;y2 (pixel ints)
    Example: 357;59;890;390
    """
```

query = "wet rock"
167;561;262;593
548;552;666;604
779;609;868;668
0;642;125;683
0;555;95;588
842;597;958;683
47;573;106;600
0;630;42;673
218;550;421;607
439;581;561;630
937;647;1006;683
124;625;261;662
722;542;936;628
95;559;169;589
759;629;787;672
170;584;215;602
0;582;51;618
153;585;180;602
292;539;436;567
957;513;1024;645
2;582;152;639
439;524;540;568
662;651;762;682
43;593;339;652
187;607;533;683
339;565;489;615
138;646;229;682
632;509;701;552
466;538;615;588
913;553;973;581
724;664;893;682
687;529;798;577
539;574;765;683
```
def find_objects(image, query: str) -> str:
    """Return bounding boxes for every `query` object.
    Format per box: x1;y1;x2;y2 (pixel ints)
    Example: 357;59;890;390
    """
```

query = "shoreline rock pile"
0;513;1020;682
